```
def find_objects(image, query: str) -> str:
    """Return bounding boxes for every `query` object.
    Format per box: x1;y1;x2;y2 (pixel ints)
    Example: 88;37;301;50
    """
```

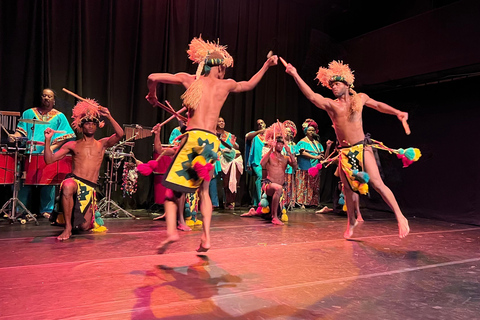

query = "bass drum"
24;154;72;185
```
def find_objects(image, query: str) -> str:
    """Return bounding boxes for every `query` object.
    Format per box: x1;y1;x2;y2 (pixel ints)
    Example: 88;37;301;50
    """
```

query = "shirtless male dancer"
285;60;410;239
44;101;124;240
146;36;278;253
260;136;297;225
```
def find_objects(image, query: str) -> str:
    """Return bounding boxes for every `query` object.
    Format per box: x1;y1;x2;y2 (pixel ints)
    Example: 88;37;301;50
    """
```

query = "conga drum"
0;153;15;184
24;154;72;185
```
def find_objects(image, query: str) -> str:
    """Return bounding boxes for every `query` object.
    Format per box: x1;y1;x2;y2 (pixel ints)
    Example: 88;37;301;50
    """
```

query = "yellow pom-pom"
191;156;207;167
342;204;348;212
92;222;108;233
282;208;286;214
413;148;422;161
358;183;369;195
261;206;270;214
281;213;288;222
194;219;203;226
351;180;360;189
186;220;195;227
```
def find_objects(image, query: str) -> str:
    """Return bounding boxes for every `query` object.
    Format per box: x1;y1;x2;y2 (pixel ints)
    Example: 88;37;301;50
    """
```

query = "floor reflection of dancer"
286;60;410;238
44;100;124;240
9;88;75;218
146;36;277;253
260;136;297;225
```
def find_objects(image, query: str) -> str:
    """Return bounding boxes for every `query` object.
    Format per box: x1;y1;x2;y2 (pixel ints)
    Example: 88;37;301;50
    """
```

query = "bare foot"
315;206;333;214
57;228;72;241
356;215;364;222
153;213;166;221
272;217;284;225
398;218;410;238
241;208;258;217
156;234;180;254
196;236;210;253
177;224;192;232
343;220;359;239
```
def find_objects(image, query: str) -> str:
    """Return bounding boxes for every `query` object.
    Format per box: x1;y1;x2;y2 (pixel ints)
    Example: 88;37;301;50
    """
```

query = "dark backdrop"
1;0;479;225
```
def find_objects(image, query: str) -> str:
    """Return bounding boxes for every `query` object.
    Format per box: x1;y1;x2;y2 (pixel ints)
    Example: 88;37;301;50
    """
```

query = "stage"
1;208;479;319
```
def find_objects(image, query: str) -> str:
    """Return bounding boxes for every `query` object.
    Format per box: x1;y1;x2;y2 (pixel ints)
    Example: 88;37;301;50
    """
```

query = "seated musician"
44;99;124;240
8;88;75;219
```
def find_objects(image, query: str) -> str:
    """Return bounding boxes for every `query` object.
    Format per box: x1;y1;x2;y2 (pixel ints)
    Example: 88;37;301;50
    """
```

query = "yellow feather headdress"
315;60;355;89
186;35;234;80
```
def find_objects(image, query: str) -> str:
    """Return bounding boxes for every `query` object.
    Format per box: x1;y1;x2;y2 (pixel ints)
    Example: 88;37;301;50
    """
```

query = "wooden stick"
62;88;101;109
164;100;187;122
279;57;288;68
402;119;411;135
154;101;187;122
157;107;187;128
1;124;10;135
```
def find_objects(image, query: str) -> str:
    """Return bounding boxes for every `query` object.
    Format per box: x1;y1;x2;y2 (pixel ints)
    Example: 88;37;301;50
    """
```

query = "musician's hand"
8;134;16;143
145;93;158;106
44;128;54;140
152;123;161;135
98;106;111;118
326;140;334;147
397;111;408;122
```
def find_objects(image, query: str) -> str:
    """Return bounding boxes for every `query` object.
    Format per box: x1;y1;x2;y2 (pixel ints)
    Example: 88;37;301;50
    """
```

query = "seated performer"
260;135;297;225
146;35;277;253
286;60;419;238
9;88;75;218
44;99;124;240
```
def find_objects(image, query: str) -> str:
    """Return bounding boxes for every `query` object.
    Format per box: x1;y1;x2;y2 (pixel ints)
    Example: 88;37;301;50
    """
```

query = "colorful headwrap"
283;120;297;138
71;99;105;132
181;36;234;111
302;118;318;135
315;60;355;89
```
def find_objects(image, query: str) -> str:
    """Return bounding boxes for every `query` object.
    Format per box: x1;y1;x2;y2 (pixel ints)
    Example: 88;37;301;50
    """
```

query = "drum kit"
0;118;72;224
97;124;153;218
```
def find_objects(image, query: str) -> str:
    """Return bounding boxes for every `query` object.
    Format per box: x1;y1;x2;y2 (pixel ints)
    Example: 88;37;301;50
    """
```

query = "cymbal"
19;119;49;125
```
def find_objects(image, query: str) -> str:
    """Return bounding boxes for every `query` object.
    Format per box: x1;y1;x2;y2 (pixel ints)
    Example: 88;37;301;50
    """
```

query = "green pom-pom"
94;211;104;226
397;148;405;155
405;148;415;160
259;198;269;207
261;193;267;199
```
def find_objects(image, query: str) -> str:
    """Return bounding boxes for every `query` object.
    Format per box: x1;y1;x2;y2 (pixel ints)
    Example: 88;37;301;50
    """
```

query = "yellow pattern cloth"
339;144;368;194
162;129;220;193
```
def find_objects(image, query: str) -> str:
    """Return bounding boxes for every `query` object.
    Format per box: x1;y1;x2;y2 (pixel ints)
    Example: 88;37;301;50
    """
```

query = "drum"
24;154;72;185
0;153;15;184
153;151;173;204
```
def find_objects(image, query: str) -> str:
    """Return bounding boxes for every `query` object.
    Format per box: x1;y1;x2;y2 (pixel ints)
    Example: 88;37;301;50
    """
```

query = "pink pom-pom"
397;154;404;159
308;166;319;177
316;163;323;170
193;162;214;181
137;163;153;176
402;158;414;168
147;160;159;171
256;206;263;214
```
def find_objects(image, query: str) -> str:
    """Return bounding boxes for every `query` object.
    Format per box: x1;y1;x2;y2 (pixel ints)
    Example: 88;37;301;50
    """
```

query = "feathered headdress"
283;120;297;138
186;35;234;80
315;60;355;89
71;99;105;132
181;36;234;111
264;122;286;148
302;118;318;135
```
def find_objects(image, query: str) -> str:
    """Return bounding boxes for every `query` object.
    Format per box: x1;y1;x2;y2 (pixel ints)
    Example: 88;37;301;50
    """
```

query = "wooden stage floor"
1;208;480;320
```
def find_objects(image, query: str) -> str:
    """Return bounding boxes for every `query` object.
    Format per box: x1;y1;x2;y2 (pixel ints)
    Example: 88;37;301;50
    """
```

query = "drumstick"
402;119;411;135
52;130;66;134
279;57;288;68
165;100;188;122
267;50;273;59
1;124;10;135
155;107;187;130
62;88;101;109
154;101;187;122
